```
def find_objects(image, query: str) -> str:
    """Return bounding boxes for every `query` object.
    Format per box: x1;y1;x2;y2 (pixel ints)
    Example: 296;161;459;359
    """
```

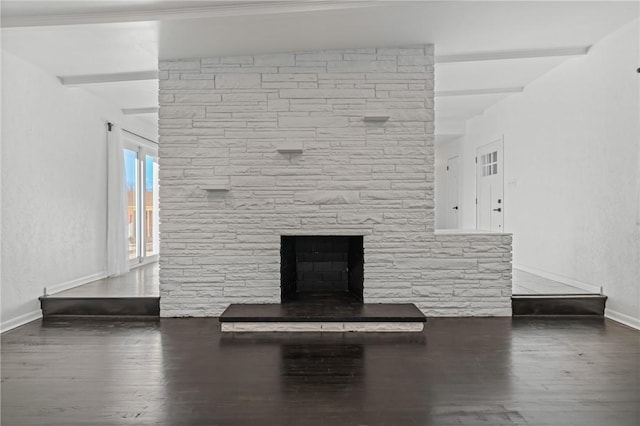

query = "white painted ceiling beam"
435;87;523;97
122;107;159;115
435;46;590;63
59;71;158;86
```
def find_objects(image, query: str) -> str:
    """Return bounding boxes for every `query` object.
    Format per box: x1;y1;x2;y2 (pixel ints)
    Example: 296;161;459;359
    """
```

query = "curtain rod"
107;121;158;145
122;128;158;145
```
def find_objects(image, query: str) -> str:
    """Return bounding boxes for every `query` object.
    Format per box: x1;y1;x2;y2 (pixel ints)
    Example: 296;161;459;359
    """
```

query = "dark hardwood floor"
2;317;638;425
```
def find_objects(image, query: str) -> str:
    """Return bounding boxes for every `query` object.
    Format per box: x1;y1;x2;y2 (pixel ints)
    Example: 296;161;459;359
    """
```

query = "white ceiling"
2;21;159;74
2;1;638;140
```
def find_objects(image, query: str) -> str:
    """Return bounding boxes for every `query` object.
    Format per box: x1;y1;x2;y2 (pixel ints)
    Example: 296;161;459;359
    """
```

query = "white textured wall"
460;20;639;327
0;50;156;331
159;46;511;317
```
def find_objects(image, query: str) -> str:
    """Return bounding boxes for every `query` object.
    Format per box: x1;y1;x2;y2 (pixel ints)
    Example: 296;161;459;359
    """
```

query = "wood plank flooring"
512;269;590;295
2;317;638;425
49;263;159;297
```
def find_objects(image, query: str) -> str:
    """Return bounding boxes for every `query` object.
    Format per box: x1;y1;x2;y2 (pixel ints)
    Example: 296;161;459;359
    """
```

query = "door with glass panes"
476;139;504;232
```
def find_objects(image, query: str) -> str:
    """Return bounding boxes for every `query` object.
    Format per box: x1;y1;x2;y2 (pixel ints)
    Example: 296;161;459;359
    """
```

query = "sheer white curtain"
106;123;130;276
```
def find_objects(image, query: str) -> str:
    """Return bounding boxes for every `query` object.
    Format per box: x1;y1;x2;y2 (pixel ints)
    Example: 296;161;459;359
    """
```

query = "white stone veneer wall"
158;45;512;317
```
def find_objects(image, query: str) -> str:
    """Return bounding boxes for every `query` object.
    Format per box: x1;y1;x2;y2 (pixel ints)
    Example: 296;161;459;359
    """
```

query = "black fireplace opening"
281;236;364;303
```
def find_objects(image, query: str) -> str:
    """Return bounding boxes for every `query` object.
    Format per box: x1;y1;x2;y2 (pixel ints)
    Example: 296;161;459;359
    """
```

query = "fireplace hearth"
281;236;364;303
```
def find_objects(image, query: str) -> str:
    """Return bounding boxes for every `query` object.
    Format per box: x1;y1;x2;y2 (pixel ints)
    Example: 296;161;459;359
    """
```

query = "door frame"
475;136;504;231
446;155;460;229
123;132;159;268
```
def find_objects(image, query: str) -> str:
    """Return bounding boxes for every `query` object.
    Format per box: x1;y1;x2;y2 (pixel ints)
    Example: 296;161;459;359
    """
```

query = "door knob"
452;206;459;210
493;207;502;212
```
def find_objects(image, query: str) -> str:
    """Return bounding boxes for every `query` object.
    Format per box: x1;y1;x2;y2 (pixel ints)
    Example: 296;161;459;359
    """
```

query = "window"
144;154;159;257
123;133;159;264
481;151;498;177
124;148;139;259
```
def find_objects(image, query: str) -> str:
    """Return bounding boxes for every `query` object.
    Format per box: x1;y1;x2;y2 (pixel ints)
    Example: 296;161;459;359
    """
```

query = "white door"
446;156;460;229
476;139;504;231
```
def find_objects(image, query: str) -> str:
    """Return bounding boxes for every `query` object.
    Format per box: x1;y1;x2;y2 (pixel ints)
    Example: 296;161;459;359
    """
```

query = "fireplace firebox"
280;236;364;303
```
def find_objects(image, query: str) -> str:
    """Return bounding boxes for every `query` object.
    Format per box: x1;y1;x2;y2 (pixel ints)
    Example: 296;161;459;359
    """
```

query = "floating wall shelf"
363;115;390;122
199;182;230;192
276;142;304;154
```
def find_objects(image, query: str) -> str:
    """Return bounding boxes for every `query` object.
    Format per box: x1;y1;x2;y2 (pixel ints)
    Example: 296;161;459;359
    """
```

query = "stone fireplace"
158;45;512;318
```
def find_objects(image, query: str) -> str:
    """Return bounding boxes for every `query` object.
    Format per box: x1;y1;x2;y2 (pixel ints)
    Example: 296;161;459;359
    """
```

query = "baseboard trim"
1;309;42;333
605;308;640;330
46;271;107;296
513;263;602;294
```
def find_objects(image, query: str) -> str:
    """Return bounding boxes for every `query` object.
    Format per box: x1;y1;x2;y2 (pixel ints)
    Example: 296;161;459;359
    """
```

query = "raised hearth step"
512;294;606;316
220;303;426;322
219;303;426;332
39;296;160;317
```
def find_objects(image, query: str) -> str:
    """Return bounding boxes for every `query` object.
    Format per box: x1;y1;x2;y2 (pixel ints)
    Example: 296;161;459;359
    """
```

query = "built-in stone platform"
39;296;159;317
39;264;160;317
219;297;426;332
512;294;607;316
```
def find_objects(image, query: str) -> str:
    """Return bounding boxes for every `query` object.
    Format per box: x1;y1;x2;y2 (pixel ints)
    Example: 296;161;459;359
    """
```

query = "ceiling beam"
122;107;159;115
435;87;523;97
435;46;590;64
58;71;158;86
